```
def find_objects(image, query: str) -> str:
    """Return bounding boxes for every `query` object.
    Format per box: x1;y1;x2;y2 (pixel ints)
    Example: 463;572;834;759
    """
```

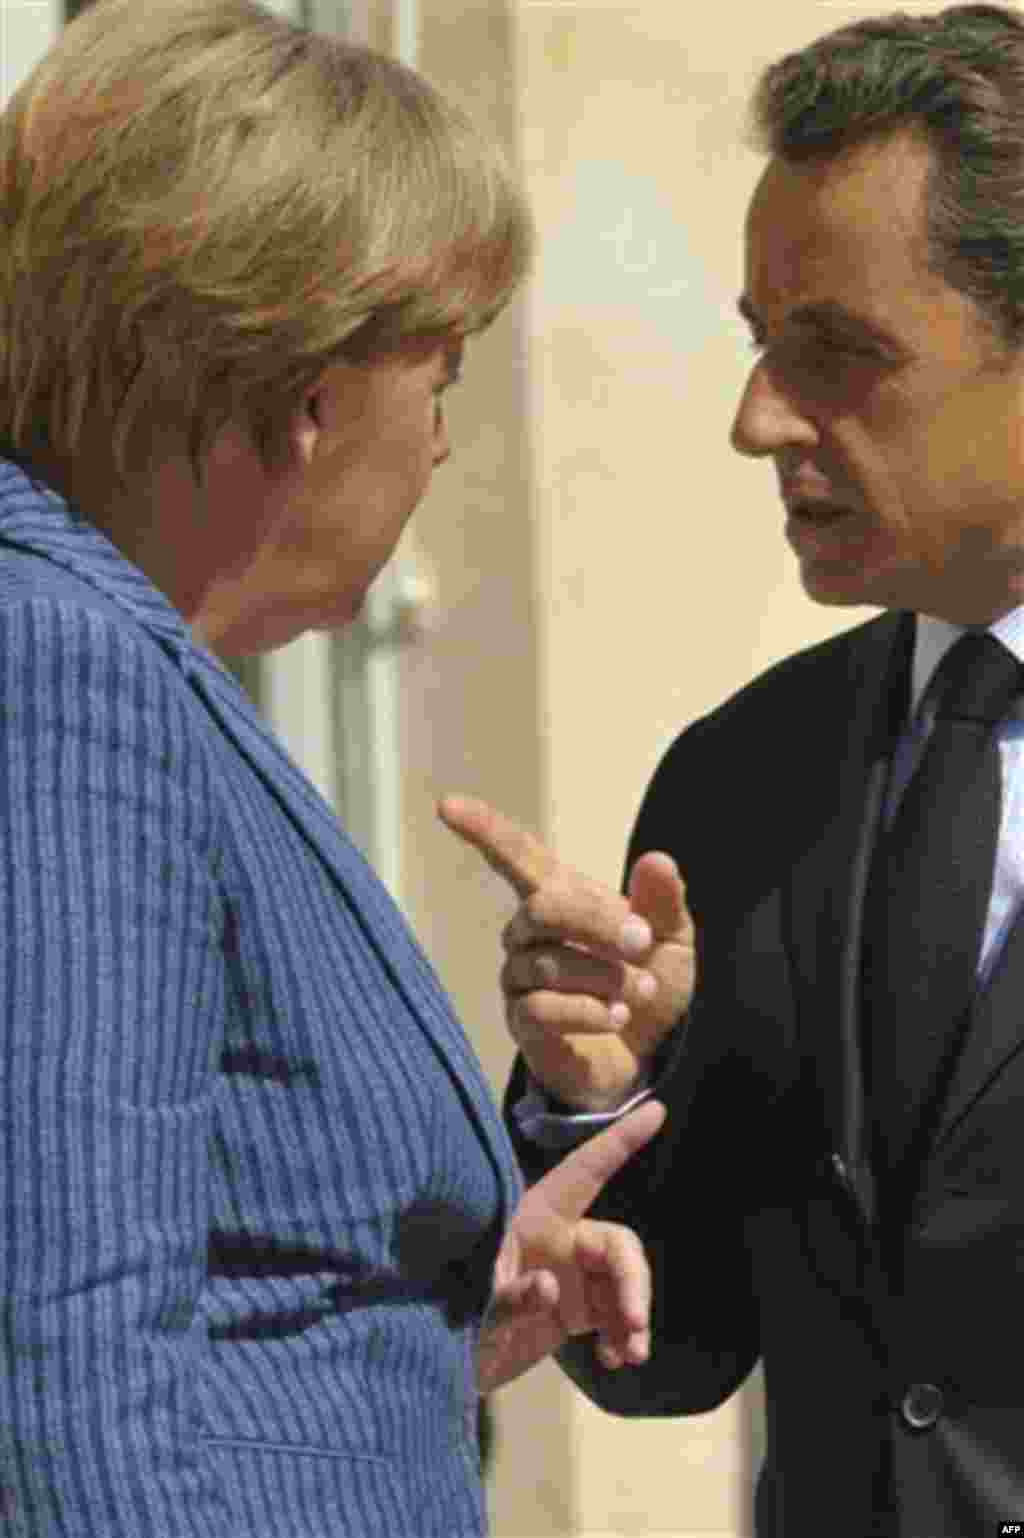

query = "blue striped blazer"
0;458;523;1536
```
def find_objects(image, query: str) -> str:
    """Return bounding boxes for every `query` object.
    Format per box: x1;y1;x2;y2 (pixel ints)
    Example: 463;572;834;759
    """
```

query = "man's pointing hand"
438;794;694;1110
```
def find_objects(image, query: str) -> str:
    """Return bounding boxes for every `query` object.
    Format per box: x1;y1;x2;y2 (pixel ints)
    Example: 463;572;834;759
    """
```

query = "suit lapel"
784;614;912;1220
779;607;1024;1194
931;900;1024;1155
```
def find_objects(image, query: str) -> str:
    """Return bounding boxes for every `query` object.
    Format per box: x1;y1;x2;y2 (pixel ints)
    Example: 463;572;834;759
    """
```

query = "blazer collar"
0;459;522;1208
0;457;195;654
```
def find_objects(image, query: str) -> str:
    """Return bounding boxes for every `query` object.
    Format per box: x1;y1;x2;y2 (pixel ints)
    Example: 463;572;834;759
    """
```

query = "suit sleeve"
507;721;762;1415
0;601;234;1533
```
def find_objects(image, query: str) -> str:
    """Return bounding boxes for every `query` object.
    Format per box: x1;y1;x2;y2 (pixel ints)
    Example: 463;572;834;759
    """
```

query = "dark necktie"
860;631;1022;1199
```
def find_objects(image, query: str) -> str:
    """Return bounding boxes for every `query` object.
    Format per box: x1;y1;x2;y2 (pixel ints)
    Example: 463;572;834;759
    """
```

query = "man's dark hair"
752;5;1024;344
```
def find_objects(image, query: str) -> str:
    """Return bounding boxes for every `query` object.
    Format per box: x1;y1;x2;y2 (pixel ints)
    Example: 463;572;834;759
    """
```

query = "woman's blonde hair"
0;0;532;478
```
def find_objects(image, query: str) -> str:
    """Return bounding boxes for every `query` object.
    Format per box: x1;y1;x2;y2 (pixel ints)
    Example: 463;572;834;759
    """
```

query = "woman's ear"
285;388;323;469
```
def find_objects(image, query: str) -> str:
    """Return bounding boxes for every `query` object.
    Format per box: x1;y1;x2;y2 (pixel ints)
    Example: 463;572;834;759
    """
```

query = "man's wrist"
513;1024;683;1149
541;1078;649;1116
537;1028;679;1115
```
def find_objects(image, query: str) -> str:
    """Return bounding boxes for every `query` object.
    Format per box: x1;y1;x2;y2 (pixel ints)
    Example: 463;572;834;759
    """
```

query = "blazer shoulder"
0;543;194;691
0;570;225;826
0;540;134;614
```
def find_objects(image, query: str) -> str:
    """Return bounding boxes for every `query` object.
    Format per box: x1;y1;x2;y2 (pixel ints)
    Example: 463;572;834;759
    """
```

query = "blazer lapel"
930;901;1024;1156
187;650;522;1200
785;613;913;1221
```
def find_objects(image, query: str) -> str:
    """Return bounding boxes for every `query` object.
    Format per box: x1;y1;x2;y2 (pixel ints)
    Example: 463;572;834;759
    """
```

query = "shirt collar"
912;607;1024;717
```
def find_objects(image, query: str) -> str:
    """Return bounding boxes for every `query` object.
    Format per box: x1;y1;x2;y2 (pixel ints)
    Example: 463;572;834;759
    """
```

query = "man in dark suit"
441;6;1024;1533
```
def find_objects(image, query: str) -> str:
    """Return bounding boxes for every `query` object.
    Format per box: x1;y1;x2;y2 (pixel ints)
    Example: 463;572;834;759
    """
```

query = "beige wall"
393;2;927;1535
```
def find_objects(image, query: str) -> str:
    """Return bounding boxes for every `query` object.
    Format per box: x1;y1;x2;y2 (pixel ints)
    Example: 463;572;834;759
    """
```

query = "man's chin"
795;544;912;612
798;565;881;609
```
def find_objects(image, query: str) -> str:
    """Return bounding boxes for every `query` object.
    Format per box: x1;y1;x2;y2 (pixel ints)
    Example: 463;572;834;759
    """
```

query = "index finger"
437;793;560;899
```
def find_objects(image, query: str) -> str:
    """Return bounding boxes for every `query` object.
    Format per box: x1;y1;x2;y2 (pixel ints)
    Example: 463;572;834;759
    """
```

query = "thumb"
490;1269;560;1320
529;1100;666;1220
628;851;688;941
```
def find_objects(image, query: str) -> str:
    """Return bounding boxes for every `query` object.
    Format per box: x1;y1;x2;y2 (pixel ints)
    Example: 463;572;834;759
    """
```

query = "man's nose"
730;360;817;459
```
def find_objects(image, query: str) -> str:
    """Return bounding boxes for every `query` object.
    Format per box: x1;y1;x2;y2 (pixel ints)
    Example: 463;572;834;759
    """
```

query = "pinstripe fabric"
0;459;522;1536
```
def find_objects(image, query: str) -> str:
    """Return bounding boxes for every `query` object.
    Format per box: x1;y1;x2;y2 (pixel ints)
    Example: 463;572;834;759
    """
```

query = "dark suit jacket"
511;611;1024;1537
0;458;522;1536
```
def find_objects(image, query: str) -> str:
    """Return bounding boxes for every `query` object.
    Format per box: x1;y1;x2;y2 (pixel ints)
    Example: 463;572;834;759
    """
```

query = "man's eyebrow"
737;295;896;346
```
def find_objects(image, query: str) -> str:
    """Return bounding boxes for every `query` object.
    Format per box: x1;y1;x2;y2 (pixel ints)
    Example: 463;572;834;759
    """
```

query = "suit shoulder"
626;612;902;868
702;612;894;731
663;612;898;765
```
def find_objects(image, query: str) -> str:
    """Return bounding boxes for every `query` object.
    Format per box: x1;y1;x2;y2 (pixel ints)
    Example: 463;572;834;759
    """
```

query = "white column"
258;0;428;905
260;633;338;805
1;0;60;108
308;0;369;44
347;0;422;898
249;0;344;819
257;0;306;18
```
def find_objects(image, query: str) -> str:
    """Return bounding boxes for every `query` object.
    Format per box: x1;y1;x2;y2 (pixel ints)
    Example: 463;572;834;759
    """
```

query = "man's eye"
784;335;877;375
749;329;874;361
806;331;876;360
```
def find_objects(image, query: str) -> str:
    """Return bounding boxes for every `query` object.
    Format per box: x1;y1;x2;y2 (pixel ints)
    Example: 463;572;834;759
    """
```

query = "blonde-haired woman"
0;2;662;1533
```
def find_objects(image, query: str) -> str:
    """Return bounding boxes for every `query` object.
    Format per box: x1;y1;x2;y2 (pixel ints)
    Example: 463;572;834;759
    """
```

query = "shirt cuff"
512;1075;654;1151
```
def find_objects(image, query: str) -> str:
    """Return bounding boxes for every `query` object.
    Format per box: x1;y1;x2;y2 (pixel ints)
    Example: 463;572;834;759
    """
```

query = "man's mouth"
786;500;856;525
